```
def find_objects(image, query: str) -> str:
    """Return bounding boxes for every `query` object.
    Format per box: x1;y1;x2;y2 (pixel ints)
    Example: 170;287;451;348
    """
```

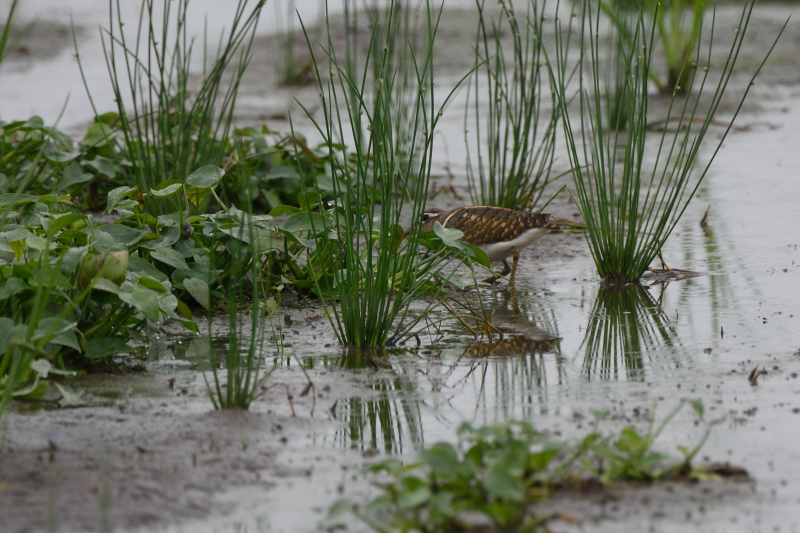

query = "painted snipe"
417;206;557;286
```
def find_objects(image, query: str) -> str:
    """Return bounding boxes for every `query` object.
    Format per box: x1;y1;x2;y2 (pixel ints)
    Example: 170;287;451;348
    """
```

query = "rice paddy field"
1;0;800;531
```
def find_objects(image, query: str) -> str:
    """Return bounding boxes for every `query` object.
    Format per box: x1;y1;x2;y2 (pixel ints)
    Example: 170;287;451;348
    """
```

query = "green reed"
602;0;707;93
0;0;34;68
204;144;275;410
76;0;264;215
465;0;560;210
295;0;478;348
553;0;786;283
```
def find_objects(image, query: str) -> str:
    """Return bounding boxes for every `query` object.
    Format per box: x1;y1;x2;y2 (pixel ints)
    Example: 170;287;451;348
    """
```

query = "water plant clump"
77;0;266;216
294;0;486;348
465;0;560;211
326;400;726;531
553;0;786;283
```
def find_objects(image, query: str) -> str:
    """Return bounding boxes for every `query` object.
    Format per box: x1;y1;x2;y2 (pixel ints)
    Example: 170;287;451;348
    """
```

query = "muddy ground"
2;2;800;532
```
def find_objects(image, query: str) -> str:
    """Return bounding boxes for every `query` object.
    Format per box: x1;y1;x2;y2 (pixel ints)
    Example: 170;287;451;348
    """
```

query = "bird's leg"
658;252;670;271
499;260;512;278
482;260;511;284
509;249;520;286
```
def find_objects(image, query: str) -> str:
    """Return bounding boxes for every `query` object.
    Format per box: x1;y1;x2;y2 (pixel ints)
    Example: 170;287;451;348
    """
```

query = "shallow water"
2;1;800;532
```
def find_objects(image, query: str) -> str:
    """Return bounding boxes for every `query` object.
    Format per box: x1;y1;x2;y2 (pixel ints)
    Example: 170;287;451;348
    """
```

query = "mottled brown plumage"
416;206;556;285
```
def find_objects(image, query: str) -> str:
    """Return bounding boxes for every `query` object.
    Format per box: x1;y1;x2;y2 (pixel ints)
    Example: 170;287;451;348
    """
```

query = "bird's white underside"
478;228;550;261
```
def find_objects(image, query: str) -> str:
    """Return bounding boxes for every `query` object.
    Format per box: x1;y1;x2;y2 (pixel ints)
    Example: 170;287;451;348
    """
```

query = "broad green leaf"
59;163;94;189
268;205;301;217
186;186;214;206
186;165;225;188
90;277;122;294
265;165;300;180
85;337;133;359
106;186;138;211
423;443;461;478
87;157;118;179
43;142;79;163
119;281;162;322
0;193;39;207
281;211;327;234
81;121;115;148
35;318;81;352
97;224;147;248
482;467;525;502
150;182;183;198
127;255;169;282
47;213;86;238
183;277;210;310
32;265;73;291
397;476;431;510
149;248;189;270
30;358;53;378
136;276;169;293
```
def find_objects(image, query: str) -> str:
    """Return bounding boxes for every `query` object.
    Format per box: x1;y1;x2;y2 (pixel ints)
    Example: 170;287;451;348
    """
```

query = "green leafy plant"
465;0;560;210
294;0;485;348
553;0;786;283
327;400;723;532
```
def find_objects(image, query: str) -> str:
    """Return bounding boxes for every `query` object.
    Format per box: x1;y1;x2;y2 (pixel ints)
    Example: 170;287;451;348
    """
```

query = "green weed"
327;400;724;532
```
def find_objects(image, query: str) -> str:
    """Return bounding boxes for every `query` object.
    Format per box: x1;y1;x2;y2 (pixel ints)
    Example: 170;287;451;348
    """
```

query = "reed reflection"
581;283;678;381
332;381;424;454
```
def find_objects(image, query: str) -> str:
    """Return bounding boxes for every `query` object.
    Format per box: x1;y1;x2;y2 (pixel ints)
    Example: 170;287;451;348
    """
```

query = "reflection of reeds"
334;380;424;454
581;284;677;381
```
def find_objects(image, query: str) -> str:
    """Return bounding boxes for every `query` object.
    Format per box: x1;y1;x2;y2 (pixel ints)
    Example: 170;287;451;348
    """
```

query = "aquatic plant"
552;0;786;283
325;400;724;531
601;0;707;93
204;151;277;410
76;0;265;215
294;0;485;347
466;0;560;210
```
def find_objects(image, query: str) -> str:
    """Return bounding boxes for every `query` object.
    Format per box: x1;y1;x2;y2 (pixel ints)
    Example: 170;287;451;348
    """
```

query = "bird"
415;205;557;286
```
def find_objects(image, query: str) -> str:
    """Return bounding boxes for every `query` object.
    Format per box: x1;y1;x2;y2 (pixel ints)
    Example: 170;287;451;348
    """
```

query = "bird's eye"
422;214;430;222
